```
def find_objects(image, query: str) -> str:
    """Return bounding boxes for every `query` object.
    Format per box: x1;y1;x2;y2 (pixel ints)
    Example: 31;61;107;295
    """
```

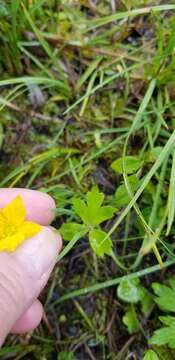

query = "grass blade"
54;259;175;303
166;149;175;235
86;5;175;30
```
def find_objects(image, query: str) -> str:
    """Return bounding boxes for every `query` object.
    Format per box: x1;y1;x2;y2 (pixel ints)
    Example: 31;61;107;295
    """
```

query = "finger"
0;188;56;225
11;249;60;335
13;226;62;281
11;300;43;334
0;227;62;345
10;260;56;335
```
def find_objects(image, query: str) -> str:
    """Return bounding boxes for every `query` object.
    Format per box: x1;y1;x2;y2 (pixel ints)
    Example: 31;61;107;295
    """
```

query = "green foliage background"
1;1;175;358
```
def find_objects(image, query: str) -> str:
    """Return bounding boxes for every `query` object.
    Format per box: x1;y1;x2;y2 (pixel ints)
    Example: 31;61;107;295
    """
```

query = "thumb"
0;227;61;346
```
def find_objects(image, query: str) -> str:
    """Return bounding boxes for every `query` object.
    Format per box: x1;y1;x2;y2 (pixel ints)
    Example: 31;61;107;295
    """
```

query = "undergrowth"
1;1;175;359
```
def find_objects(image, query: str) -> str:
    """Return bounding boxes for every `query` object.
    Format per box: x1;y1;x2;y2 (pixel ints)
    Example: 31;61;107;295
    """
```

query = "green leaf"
93;205;115;225
139;287;153;315
117;278;153;312
72;198;89;224
58;352;75;360
89;229;112;257
111;156;142;174
143;350;160;360
150;316;175;348
59;223;87;241
122;308;139;334
117;279;140;303
160;316;175;327
86;184;104;208
115;175;140;207
0;0;9;18
72;186;115;226
152;277;175;312
152;346;175;360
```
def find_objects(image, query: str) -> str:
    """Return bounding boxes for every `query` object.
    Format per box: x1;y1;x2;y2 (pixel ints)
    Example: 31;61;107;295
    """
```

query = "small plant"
116;275;175;354
149;277;175;349
116;278;153;334
115;275;175;353
2;0;175;357
60;186;116;257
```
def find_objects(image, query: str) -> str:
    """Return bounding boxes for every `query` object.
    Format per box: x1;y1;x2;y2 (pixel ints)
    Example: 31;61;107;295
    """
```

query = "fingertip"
13;226;62;280
0;188;56;225
11;300;43;334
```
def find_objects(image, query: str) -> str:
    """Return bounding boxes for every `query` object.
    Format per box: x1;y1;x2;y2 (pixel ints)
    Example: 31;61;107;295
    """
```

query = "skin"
0;188;62;346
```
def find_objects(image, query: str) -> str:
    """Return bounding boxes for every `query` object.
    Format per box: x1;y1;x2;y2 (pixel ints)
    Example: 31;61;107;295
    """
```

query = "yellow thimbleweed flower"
0;195;41;251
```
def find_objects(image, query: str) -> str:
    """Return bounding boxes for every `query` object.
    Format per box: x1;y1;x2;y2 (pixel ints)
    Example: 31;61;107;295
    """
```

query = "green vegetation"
2;0;175;358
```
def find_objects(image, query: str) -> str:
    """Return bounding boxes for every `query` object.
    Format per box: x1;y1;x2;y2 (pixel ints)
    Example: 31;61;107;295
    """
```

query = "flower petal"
0;211;7;238
0;233;25;252
20;221;41;239
2;196;26;227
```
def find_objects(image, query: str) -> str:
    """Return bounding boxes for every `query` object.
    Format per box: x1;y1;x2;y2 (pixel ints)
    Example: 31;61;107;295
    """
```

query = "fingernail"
13;227;62;279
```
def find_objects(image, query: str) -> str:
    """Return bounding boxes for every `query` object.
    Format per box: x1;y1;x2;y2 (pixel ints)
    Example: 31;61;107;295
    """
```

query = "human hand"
0;188;62;346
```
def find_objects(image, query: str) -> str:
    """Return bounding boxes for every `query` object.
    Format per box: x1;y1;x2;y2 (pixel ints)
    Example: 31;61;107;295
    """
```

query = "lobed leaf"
59;223;88;241
152;278;175;312
111;156;143;174
150;316;175;348
143;350;160;360
89;229;112;257
72;186;115;226
122;308;139;334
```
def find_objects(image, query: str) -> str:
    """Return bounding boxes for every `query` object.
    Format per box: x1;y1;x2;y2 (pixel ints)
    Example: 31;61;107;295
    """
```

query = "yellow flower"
0;195;41;251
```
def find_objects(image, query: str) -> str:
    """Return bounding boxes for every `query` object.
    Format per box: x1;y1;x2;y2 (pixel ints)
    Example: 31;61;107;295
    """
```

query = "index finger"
0;188;56;225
